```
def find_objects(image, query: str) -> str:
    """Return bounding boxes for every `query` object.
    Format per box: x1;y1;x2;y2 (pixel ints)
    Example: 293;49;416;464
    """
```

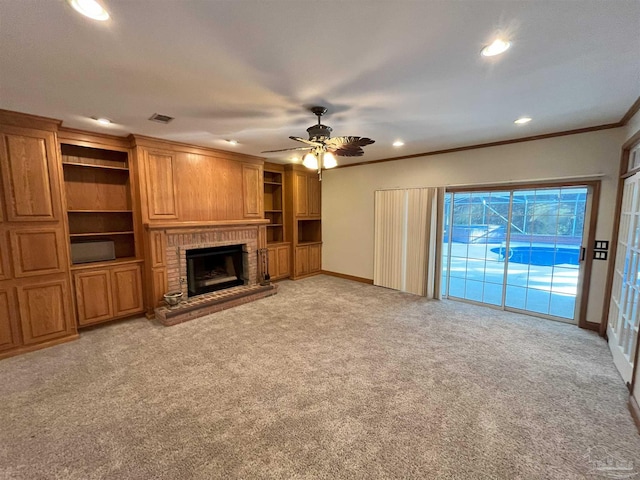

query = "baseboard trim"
321;270;374;285
0;334;79;361
581;321;601;333
629;395;640;434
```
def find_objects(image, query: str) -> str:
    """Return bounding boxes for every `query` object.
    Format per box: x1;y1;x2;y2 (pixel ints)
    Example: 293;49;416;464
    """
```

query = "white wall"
322;127;626;325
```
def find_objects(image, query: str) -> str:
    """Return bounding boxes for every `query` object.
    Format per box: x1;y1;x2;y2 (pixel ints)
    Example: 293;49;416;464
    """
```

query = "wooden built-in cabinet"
294;243;322;277
61;142;138;262
291;170;321;218
58;131;145;328
267;243;291;280
17;279;74;345
0;127;61;222
284;164;322;279
263;163;291;280
74;262;144;327
0;112;79;359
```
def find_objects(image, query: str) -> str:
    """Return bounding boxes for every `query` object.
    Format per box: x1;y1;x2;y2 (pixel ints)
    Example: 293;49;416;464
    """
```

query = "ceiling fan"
262;106;375;179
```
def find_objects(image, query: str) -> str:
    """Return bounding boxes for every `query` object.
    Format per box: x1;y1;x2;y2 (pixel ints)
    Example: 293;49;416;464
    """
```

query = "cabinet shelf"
264;181;282;186
267;224;283;227
62;162;129;172
68;209;133;213
70;231;134;238
70;257;141;271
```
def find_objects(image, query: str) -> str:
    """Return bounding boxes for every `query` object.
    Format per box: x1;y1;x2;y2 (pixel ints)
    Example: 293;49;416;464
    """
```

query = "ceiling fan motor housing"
307;123;332;141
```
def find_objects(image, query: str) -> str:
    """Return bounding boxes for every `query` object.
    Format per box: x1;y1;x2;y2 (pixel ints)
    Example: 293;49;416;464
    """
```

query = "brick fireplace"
151;222;277;326
165;225;259;296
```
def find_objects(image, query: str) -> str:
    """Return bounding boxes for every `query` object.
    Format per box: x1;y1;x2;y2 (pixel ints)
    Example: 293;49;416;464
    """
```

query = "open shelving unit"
264;170;285;244
263;164;291;280
61;144;137;264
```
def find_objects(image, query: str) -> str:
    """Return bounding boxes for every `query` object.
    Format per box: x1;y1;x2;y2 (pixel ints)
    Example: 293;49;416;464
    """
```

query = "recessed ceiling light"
227;140;238;145
481;39;511;57
392;140;405;147
93;117;111;125
68;0;110;21
514;117;532;125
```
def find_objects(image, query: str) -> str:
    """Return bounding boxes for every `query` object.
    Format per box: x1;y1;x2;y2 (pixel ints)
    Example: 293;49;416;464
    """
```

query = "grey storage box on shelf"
71;241;116;264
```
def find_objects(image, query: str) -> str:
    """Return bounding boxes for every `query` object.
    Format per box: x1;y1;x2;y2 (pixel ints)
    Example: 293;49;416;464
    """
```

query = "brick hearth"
155;283;277;326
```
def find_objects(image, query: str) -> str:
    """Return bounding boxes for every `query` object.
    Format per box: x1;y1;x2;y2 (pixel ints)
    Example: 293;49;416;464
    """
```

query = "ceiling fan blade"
289;136;323;147
324;136;375;149
330;147;365;157
261;146;311;153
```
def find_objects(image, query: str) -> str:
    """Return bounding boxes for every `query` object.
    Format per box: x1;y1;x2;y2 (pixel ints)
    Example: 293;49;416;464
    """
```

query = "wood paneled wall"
0;111;78;359
132;136;264;225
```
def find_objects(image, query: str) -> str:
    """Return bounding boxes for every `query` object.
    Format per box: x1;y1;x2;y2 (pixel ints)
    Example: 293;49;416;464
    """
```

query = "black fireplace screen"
186;245;245;297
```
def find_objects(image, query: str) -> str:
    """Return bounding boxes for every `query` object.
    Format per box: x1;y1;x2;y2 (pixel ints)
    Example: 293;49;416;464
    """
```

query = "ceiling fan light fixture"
68;0;110;21
323;152;337;169
302;152;318;170
481;38;511;57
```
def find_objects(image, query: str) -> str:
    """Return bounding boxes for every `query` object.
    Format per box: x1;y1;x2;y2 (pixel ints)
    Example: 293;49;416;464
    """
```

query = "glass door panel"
608;173;640;384
443;186;589;323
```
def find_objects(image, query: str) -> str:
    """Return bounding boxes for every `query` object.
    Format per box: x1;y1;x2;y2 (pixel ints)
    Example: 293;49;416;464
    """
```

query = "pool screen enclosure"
441;186;589;321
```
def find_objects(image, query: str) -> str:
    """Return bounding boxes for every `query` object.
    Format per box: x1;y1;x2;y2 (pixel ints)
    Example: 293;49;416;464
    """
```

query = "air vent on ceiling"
148;113;174;124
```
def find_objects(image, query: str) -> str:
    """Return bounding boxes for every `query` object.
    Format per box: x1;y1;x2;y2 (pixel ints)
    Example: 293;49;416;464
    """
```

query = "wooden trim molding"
578;181;601;331
336;123;622;169
601;135;640;335
130;134;265;164
145;219;270;230
620;96;640;126
58;127;131;151
0;109;61;131
321;270;374;285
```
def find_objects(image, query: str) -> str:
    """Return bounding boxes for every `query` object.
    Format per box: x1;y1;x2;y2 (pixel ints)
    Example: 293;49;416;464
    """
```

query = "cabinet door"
0;287;20;351
17;279;74;345
111;265;144;316
267;247;277;279
242;164;262;218
294;172;308;217
10;228;65;278
277;245;290;278
308;174;321;217
295;245;309;277
145;150;178;220
74;269;113;326
309;244;322;273
0;129;59;222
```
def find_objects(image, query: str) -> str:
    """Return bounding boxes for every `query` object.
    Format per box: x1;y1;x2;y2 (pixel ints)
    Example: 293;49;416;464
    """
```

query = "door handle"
580;247;586;262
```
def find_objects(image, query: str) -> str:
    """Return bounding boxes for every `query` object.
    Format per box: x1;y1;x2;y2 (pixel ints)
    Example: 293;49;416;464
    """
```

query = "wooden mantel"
145;219;270;230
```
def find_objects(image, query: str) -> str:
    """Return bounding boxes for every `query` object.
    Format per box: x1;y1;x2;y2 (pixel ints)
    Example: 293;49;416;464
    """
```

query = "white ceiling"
1;1;639;165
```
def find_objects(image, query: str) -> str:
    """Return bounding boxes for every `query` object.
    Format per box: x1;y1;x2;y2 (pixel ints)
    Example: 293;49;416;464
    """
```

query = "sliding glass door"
442;186;589;322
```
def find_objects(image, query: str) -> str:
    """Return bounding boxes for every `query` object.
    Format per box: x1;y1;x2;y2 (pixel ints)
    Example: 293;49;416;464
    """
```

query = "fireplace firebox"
186;245;245;297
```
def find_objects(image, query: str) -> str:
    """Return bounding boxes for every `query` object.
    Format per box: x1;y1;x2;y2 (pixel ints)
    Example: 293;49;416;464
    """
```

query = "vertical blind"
374;187;443;297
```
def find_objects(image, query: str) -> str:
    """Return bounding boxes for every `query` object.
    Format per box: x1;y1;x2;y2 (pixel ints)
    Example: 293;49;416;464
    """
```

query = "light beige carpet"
1;275;639;479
